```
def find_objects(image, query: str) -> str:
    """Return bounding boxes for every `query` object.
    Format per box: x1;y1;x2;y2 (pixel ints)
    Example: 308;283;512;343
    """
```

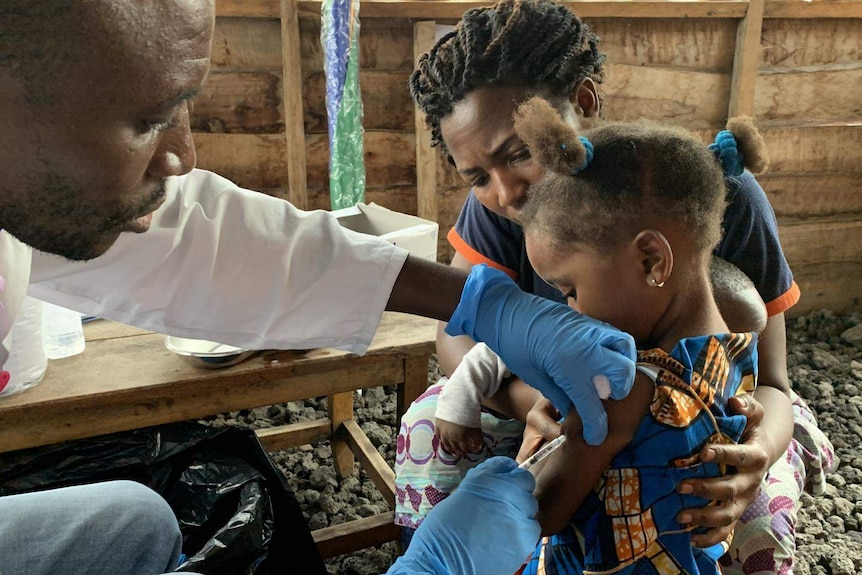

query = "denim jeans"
0;480;198;575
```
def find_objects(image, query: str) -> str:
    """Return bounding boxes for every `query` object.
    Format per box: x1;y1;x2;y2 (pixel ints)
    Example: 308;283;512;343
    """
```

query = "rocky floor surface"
206;310;862;575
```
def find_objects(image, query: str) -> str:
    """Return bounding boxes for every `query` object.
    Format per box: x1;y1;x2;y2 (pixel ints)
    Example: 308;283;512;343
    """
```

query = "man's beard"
0;176;166;261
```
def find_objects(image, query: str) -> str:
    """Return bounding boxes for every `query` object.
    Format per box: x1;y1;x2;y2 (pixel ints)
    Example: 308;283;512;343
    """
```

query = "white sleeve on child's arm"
436;343;511;428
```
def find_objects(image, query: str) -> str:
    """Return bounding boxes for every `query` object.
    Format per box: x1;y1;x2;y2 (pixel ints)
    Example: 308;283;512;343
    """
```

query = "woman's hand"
677;394;771;547
515;397;562;463
436;418;484;456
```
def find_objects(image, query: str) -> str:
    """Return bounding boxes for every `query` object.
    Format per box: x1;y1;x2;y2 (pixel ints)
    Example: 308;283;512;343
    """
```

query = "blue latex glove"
386;457;540;575
446;264;637;445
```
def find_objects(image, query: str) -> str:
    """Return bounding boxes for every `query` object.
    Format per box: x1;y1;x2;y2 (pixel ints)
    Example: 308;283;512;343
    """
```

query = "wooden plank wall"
196;12;418;211
198;0;862;315
756;16;862;313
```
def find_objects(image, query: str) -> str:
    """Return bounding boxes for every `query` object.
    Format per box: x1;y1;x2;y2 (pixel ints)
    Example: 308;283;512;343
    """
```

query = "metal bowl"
164;336;256;369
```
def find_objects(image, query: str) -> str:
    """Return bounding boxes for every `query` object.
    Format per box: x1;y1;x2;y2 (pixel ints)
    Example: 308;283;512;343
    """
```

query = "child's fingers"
444;436;472;457
437;421;484;456
465;430;484;453
440;436;458;456
515;434;546;464
464;437;482;454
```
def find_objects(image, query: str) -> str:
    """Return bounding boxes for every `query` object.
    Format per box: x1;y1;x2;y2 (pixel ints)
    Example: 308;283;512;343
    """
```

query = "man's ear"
633;229;673;287
570;78;600;119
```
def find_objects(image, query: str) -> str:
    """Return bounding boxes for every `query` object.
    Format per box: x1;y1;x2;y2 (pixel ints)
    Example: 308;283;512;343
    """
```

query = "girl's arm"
532;373;655;535
483;377;545;422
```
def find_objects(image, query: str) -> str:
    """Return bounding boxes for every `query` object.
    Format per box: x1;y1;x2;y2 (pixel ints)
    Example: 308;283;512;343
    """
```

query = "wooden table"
0;311;437;557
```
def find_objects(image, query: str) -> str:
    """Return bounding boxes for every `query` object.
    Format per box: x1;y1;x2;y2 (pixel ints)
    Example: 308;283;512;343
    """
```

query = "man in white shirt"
0;1;636;574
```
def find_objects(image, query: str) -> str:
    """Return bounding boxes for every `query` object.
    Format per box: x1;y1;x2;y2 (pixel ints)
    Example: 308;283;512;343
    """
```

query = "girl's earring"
648;276;665;288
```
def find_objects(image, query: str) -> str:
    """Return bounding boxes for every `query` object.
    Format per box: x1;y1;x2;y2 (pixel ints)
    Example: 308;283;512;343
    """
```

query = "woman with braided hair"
395;1;835;573
430;97;771;574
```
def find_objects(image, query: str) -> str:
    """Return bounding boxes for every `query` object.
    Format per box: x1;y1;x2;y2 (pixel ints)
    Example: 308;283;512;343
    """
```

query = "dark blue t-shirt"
449;171;799;315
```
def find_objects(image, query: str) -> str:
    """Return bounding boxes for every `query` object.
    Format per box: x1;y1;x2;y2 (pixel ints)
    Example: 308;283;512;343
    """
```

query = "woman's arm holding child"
678;315;792;546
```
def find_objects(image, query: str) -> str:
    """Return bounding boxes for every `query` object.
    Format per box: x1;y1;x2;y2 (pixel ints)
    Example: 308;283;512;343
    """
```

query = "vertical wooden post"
398;355;430;425
280;0;309;208
728;0;766;118
328;391;356;478
413;21;439;258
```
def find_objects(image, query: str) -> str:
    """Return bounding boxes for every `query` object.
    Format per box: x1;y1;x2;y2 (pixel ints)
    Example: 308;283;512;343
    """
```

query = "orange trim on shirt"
765;281;801;317
447;228;519;281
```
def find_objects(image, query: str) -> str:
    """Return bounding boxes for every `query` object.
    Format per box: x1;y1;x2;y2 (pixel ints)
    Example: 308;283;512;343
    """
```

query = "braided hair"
410;0;606;156
515;97;769;256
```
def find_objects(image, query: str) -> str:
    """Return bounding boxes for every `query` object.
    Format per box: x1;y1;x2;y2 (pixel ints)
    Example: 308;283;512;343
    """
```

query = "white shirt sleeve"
436;343;510;428
27;169;409;354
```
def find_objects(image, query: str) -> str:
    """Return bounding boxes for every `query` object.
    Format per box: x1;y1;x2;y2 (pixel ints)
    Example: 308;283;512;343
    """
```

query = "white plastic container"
2;296;49;396
41;301;86;359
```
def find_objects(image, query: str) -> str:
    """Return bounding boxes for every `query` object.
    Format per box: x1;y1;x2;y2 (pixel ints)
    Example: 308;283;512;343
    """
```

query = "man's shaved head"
2;1;210;99
0;0;214;260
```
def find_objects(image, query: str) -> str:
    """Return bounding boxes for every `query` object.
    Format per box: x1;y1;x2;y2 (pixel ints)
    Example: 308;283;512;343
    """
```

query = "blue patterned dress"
519;333;758;575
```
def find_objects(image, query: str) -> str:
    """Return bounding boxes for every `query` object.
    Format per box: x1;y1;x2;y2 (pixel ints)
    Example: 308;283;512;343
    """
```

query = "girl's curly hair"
516;97;768;256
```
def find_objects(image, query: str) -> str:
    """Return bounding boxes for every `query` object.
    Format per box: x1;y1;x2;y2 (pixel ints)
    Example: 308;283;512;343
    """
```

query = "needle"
518;434;567;471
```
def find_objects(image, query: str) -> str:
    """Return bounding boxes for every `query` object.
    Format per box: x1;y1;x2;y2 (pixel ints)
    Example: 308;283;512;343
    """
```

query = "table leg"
397;354;430;424
329;391;355;479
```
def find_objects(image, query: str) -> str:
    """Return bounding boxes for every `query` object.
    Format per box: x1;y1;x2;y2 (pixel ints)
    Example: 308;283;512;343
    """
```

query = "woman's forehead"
441;86;576;165
440;87;531;154
450;86;538;123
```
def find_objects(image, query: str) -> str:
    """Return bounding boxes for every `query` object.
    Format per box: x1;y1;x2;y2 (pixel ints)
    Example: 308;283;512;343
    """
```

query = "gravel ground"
206;310;862;575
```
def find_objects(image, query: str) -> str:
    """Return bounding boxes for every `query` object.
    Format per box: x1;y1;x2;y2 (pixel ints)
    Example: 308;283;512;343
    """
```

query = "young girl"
452;99;765;573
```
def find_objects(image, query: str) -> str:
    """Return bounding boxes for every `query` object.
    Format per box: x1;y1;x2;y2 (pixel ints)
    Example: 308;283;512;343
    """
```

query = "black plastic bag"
0;422;326;575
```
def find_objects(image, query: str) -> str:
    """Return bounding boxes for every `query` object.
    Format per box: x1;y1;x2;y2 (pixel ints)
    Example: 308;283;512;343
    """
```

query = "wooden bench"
0;311;437;558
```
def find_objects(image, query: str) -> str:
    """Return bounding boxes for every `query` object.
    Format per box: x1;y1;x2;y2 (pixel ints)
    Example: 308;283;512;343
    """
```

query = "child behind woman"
398;100;772;574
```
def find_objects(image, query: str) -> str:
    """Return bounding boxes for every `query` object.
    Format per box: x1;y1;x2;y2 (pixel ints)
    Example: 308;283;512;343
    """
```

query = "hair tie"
572;136;593;174
709;130;744;177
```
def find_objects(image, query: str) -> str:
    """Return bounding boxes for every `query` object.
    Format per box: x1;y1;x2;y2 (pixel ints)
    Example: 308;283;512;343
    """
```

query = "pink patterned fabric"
394;381;525;529
719;390;837;575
